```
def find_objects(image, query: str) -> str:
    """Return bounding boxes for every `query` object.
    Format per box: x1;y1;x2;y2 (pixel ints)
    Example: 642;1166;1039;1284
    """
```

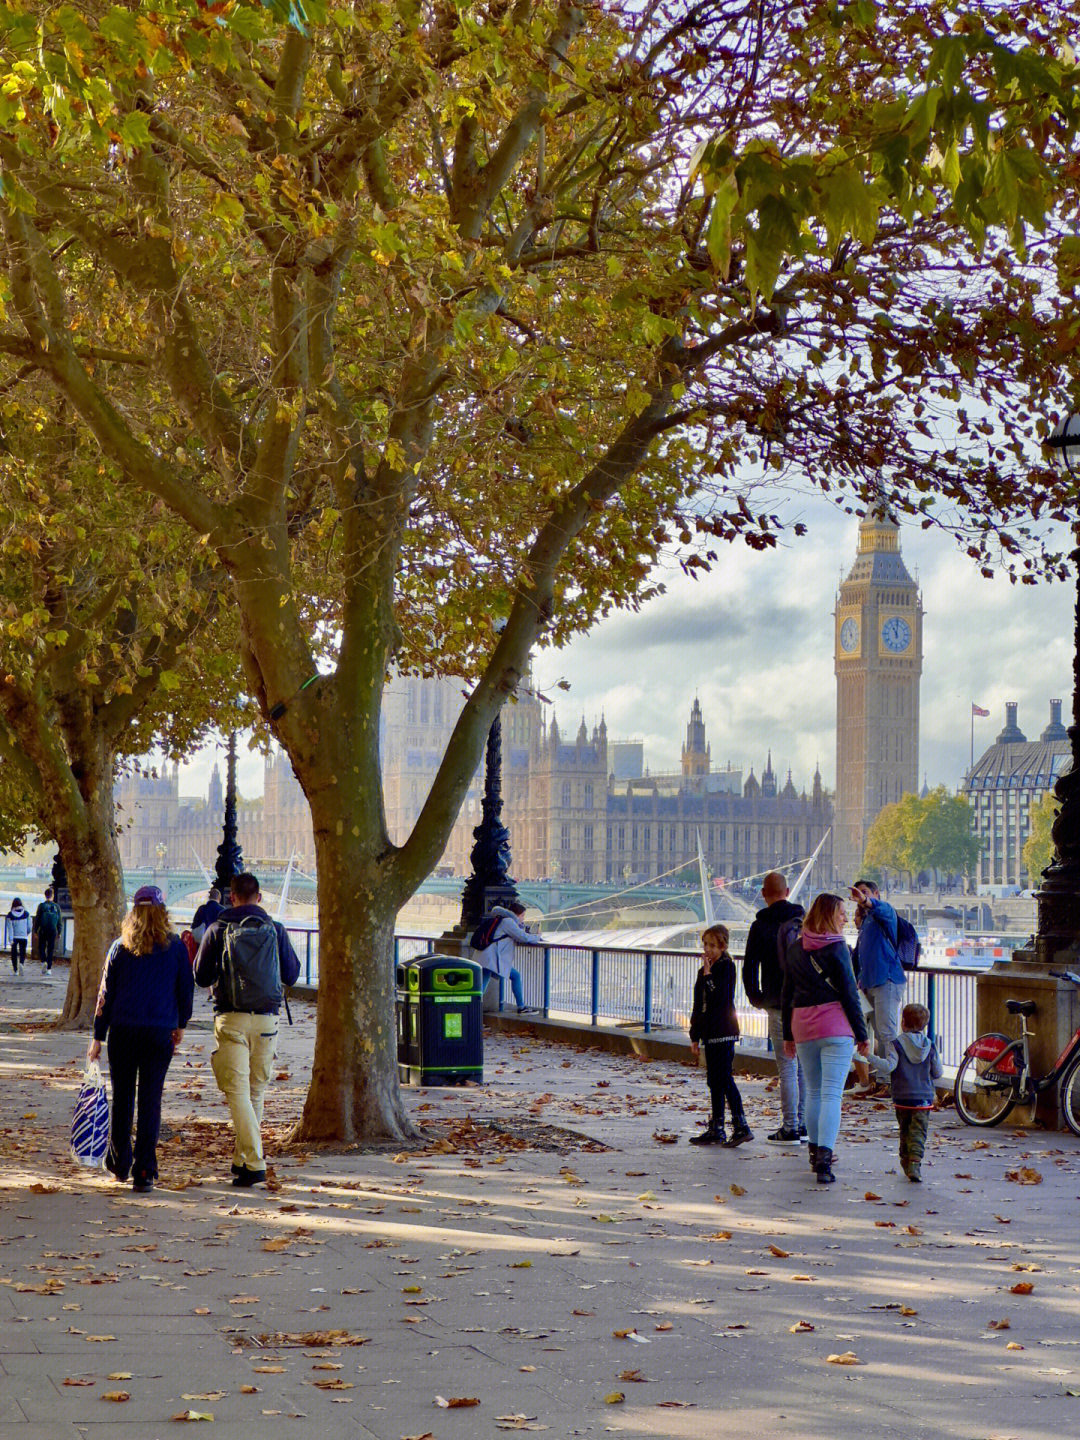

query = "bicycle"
954;969;1080;1133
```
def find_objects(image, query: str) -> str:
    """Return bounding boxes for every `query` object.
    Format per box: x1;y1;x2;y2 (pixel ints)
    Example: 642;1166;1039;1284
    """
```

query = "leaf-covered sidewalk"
2;968;1080;1439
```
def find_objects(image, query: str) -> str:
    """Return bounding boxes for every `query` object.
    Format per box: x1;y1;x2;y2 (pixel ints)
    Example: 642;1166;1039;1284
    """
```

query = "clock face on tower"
839;617;859;653
881;616;912;653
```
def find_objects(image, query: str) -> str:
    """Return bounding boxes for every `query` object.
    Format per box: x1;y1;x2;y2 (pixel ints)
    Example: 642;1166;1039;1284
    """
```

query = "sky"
173;496;1077;806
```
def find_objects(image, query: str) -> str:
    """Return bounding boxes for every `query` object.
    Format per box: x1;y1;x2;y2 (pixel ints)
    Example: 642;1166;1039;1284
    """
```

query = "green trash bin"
397;955;483;1086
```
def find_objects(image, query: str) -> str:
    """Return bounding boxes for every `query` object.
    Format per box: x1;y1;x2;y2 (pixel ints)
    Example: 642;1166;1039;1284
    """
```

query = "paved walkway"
2;965;1079;1439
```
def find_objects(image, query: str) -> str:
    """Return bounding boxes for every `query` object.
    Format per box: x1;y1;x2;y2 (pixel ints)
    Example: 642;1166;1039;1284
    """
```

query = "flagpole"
970;705;974;775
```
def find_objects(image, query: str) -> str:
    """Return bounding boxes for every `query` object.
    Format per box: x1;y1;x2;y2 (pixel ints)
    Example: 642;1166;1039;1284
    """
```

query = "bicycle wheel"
1060;1053;1080;1137
953;1035;1020;1126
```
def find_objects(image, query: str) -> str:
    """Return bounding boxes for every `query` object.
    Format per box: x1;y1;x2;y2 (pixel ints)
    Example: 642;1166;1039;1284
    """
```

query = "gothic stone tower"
834;513;922;883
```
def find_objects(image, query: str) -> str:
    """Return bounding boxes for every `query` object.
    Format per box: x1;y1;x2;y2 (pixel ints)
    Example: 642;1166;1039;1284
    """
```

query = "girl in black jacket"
689;925;752;1147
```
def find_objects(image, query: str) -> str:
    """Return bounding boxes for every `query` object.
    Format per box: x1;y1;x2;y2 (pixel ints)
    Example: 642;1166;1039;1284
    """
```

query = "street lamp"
1034;412;1080;964
213;728;245;899
459;709;519;931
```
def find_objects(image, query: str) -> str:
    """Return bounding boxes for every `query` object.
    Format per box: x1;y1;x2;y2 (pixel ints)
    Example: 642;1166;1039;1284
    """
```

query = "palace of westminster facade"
114;514;1069;892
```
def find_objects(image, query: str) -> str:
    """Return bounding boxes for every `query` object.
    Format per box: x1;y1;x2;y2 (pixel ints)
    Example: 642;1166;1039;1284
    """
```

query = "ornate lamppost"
1035;412;1080;964
460;710;519;932
213;729;245;899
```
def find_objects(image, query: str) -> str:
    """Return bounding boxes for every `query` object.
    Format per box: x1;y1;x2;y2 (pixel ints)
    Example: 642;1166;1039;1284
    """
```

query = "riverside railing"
41;915;982;1069
389;932;981;1070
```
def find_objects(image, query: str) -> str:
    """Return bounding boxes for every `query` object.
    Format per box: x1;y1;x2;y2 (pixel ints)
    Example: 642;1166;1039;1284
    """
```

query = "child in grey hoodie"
868;1002;942;1182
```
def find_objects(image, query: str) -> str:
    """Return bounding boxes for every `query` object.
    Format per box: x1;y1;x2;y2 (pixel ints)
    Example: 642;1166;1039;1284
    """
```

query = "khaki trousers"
211;1011;279;1169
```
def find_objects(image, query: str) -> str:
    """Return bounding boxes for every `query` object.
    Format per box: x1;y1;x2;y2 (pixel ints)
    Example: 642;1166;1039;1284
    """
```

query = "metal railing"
39;915;986;1069
390;932;982;1070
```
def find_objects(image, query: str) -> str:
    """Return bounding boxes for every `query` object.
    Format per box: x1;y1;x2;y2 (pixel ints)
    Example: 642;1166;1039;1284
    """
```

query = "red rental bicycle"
954;970;1080;1132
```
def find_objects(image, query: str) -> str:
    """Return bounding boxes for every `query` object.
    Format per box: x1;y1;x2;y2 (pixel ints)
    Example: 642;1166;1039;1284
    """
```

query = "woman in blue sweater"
88;886;194;1194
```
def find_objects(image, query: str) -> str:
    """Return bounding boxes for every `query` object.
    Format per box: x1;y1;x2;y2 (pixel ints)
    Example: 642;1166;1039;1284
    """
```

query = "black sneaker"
722;1124;753;1148
132;1176;154;1194
766;1126;802;1144
688;1125;725;1146
232;1165;267;1188
796;1125;808;1143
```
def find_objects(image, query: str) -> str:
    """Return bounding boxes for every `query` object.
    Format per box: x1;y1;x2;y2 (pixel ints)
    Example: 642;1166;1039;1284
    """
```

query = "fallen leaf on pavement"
768;1245;790;1258
604;1392;625;1404
826;1352;861;1366
63;1378;94;1387
652;1132;678;1144
171;1411;214;1422
790;1321;815;1333
102;1392;130;1403
988;1319;1011;1330
729;1183;746;1196
435;1396;480;1408
619;1369;649;1382
1010;1283;1034;1295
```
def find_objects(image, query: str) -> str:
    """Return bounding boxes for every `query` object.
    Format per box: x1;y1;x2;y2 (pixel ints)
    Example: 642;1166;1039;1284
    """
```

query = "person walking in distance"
33;889;63;977
781;893;869;1184
743;871;806;1143
688;925;752;1148
88;886;194;1194
851;879;906;1081
4;897;32;977
194;873;300;1187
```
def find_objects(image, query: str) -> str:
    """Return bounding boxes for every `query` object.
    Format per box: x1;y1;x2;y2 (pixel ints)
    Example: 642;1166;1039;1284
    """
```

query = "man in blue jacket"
851;879;906;1069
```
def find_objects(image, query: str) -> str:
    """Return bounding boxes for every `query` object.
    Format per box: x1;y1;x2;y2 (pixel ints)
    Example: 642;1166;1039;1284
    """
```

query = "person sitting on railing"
471;901;544;1014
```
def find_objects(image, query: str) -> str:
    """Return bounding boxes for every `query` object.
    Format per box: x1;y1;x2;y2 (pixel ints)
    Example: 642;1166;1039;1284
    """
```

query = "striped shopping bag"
70;1060;109;1167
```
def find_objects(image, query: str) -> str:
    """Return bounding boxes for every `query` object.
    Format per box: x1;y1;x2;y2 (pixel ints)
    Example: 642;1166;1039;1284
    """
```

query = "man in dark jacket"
742;872;806;1144
194;873;300;1187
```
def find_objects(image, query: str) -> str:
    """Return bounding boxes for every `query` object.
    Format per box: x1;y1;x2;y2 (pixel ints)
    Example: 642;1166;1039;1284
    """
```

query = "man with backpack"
194;873;300;1187
33;888;62;976
742;872;806;1144
850;879;909;1081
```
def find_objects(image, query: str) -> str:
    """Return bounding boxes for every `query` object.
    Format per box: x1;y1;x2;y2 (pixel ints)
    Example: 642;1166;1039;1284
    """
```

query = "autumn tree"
2;1;1080;1137
861;800;908;887
1023;790;1058;884
0;400;239;1023
862;787;981;886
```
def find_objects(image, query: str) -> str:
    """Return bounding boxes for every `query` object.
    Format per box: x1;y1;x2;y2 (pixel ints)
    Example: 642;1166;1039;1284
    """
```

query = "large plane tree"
0;400;237;1024
1;0;1078;1137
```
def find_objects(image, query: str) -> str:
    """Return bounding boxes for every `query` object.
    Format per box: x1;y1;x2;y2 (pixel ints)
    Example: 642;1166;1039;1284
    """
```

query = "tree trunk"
295;819;417;1144
58;804;126;1029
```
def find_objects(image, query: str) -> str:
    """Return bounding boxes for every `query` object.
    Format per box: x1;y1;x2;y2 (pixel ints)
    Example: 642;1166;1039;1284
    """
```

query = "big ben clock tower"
834;513;923;883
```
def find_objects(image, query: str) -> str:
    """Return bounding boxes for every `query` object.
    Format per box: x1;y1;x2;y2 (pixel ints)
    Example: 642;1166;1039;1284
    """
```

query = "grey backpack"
217;917;283;1012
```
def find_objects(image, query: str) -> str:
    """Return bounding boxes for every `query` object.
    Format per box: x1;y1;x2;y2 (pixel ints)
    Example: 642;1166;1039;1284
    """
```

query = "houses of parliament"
117;515;930;891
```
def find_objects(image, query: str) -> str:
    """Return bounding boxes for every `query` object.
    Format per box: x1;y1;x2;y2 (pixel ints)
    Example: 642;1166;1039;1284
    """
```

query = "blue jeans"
795;1034;855;1152
484;967;524;1009
767;1008;805;1129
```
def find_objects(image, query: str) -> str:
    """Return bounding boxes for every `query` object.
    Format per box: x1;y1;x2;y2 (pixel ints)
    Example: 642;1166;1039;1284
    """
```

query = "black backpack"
870;907;921;971
776;915;803;970
896;915;922;971
470;915;503;952
217;917;283;1012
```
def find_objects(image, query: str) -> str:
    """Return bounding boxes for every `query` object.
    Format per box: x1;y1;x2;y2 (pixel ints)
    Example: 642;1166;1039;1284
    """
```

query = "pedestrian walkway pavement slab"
2;971;1080;1438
